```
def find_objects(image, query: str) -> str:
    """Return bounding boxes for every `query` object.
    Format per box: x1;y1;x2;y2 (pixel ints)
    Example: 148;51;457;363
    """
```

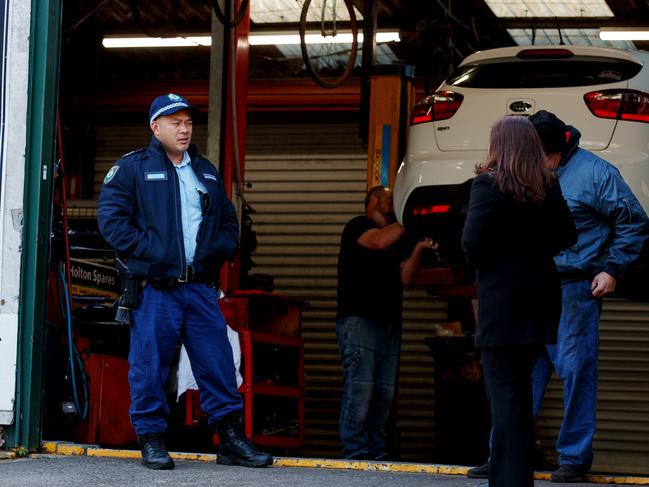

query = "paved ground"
0;455;620;487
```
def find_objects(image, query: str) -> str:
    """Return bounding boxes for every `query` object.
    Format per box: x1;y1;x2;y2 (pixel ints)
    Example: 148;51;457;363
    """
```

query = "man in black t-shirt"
336;186;435;460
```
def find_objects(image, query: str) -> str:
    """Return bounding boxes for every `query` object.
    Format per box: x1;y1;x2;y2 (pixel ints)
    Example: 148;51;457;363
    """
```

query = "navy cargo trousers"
129;282;242;436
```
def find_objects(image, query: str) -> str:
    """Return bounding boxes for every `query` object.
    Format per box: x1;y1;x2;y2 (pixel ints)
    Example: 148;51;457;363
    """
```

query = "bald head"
365;186;395;227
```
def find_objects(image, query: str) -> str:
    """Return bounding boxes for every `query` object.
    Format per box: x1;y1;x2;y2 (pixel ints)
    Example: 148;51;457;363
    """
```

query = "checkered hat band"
150;101;189;124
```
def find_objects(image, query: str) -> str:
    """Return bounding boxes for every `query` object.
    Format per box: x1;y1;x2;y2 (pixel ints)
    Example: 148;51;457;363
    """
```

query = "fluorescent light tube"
103;37;212;48
600;28;649;41
249;32;400;45
102;32;400;48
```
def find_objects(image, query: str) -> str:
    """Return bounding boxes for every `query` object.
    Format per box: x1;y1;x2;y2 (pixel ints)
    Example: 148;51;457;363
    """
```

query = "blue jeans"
531;279;602;468
130;282;243;436
336;316;401;459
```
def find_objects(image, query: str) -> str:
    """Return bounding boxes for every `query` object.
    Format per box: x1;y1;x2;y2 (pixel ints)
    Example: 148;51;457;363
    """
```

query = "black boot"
139;434;175;470
215;413;273;467
467;462;489;479
550;464;587;483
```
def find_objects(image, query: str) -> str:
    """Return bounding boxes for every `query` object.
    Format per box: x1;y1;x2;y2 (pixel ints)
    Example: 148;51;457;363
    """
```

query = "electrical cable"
211;0;249;28
555;16;565;45
228;0;248;211
63;0;112;39
129;0;180;38
56;111;74;312
58;267;89;420
55;109;88;420
434;0;499;47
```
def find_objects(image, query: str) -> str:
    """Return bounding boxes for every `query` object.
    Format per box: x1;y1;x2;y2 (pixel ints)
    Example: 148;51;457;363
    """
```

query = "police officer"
97;93;272;470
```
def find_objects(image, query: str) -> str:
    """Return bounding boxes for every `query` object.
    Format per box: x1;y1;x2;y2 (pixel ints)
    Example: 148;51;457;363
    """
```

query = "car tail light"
410;91;464;125
584;89;649;123
517;48;574;59
412;204;451;216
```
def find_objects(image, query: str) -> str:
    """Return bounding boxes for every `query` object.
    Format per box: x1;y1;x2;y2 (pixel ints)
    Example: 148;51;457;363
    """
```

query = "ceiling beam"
493;16;649;29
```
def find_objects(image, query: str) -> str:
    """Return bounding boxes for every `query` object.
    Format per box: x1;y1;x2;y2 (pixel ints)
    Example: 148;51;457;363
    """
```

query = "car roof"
460;45;648;66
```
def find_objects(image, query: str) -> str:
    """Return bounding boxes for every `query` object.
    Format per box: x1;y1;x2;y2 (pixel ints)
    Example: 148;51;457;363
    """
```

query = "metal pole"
207;2;226;168
358;0;377;145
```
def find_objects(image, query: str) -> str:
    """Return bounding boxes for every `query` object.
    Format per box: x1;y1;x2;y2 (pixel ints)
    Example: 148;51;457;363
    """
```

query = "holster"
114;257;140;325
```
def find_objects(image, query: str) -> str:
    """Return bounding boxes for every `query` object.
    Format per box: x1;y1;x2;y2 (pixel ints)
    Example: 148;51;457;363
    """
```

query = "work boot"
550;464;587;483
139;434;175;470
467;462;489;479
215;413;273;467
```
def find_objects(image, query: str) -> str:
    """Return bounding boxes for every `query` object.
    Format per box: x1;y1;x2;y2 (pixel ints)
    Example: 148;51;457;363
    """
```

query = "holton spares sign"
69;259;119;300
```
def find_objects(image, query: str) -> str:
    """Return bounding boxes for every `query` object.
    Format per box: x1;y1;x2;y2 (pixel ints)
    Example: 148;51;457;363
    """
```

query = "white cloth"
176;324;243;401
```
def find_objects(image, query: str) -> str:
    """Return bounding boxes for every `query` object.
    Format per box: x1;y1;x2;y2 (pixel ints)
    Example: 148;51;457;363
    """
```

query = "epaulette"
119;148;146;161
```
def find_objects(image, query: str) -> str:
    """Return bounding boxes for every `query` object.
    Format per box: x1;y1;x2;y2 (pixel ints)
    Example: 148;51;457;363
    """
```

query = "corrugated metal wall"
536;299;649;475
244;121;448;460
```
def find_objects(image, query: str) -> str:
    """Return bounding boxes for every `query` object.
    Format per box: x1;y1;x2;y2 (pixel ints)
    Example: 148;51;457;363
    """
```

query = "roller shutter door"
245;121;448;460
536;299;649;474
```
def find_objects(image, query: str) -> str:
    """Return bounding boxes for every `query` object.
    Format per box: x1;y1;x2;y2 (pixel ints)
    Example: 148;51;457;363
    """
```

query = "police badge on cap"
149;93;199;125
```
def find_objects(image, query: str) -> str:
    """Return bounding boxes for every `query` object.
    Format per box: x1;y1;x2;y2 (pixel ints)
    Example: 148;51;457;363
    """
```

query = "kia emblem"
510;101;533;113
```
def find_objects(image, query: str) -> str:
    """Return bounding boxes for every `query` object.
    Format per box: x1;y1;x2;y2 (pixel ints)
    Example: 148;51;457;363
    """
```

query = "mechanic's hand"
418;237;438;251
591;271;616;298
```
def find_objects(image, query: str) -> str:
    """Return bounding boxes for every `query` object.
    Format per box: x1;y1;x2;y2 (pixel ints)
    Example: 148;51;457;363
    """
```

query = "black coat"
462;172;577;347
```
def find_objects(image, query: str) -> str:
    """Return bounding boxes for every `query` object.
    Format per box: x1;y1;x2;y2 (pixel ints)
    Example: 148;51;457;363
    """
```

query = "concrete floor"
0;455;628;487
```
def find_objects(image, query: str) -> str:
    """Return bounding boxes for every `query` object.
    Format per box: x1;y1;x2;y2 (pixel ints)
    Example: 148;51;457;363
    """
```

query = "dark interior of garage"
40;0;649;475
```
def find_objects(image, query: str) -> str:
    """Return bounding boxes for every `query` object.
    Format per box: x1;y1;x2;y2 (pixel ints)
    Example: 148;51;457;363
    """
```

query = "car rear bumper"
393;154;480;224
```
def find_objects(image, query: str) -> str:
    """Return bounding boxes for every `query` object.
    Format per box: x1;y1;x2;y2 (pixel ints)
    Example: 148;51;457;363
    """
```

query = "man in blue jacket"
529;110;649;482
97;93;272;470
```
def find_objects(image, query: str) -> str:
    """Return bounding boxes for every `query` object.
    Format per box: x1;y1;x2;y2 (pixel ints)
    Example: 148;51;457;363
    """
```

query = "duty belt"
148;266;217;289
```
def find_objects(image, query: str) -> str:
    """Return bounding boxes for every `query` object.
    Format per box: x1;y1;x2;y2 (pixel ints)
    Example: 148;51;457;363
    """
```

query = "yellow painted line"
39;442;649;484
55;444;88;456
274;457;470;474
87;448;215;463
87;448;140;460
587;475;649;485
40;441;60;454
170;452;215;462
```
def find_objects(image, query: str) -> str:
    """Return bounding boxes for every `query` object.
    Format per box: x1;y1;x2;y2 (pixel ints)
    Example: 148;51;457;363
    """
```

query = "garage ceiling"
63;0;649;83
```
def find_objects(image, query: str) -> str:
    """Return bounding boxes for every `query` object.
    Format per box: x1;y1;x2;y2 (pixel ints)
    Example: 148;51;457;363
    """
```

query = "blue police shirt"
174;151;207;265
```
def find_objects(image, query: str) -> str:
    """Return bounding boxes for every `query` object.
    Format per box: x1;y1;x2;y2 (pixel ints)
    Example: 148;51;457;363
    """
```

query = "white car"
394;45;649;267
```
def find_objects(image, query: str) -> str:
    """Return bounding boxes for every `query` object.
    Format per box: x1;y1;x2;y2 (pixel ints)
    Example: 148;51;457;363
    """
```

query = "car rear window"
446;56;642;88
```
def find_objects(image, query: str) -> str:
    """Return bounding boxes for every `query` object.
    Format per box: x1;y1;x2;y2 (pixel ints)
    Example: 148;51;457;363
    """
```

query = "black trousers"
480;345;542;487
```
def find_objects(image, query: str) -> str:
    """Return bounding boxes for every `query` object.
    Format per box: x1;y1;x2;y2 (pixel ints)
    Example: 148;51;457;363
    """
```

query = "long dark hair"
476;116;555;204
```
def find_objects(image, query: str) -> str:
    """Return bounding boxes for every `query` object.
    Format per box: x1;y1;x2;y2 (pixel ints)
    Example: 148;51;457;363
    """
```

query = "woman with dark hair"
462;116;577;487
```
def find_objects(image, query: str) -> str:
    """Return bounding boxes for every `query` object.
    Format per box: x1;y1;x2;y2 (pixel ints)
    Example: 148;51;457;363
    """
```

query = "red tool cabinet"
185;291;306;449
74;353;137;446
